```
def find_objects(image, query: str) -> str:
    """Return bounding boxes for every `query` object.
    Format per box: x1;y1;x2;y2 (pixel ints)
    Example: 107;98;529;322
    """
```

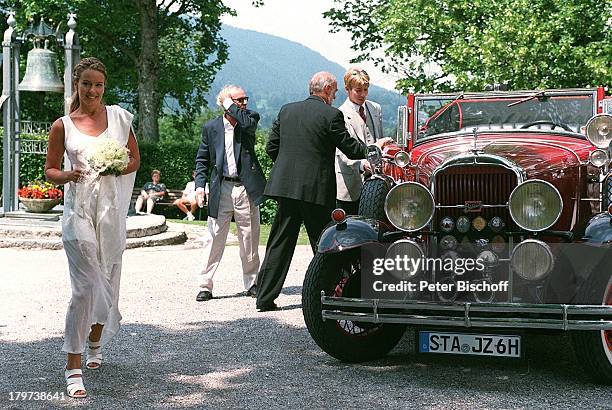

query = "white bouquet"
86;138;130;176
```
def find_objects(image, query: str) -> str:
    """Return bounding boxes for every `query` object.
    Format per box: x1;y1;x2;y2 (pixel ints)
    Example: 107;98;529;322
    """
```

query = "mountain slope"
211;25;403;133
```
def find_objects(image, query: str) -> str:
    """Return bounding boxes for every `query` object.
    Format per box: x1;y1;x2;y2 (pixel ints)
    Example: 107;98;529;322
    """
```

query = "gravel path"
0;243;609;409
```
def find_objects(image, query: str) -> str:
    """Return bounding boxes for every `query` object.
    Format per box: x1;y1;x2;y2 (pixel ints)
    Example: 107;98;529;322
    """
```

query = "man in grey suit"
335;67;384;215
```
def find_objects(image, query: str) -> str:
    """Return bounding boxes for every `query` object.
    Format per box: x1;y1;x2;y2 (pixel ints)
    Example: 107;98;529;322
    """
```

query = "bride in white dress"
44;57;140;398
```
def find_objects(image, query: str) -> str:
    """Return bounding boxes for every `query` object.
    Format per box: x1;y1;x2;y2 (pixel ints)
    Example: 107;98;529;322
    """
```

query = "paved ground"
0;240;610;409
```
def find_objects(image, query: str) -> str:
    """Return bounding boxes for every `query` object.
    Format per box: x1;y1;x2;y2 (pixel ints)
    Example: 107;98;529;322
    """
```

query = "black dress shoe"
196;290;213;302
257;303;278;312
246;285;257;297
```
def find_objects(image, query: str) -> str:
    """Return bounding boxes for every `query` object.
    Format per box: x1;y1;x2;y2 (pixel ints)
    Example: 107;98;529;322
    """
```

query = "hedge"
137;130;278;224
0;131;49;191
1;128;279;224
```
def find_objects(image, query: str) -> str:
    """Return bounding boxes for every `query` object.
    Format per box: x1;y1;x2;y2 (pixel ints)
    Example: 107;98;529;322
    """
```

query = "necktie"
358;105;367;124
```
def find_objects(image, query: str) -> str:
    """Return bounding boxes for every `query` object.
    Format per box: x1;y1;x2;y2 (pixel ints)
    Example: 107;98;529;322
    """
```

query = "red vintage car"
302;87;612;384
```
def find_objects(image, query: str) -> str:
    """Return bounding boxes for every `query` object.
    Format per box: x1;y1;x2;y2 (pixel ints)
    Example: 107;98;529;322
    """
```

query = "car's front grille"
434;165;518;230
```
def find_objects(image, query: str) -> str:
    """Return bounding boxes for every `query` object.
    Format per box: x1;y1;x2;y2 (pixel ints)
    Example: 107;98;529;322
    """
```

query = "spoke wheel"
571;272;612;384
333;271;379;337
602;281;612;364
302;250;406;362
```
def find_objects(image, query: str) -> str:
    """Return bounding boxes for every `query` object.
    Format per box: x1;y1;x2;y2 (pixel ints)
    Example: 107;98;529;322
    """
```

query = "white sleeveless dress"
61;105;136;354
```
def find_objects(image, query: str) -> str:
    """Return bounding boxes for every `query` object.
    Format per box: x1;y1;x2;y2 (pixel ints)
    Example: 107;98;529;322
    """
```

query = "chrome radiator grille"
434;165;518;229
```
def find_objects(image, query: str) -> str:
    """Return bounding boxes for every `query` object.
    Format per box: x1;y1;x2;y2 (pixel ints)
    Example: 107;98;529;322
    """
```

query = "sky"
221;0;400;91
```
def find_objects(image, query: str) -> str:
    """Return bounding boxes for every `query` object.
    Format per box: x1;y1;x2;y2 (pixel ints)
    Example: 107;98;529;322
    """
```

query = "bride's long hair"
69;57;107;113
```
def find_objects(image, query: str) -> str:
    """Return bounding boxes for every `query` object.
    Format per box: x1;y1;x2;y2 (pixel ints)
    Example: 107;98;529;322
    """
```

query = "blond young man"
335;67;384;215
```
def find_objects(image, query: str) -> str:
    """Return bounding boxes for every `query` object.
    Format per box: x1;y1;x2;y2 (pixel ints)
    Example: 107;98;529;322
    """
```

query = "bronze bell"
19;45;64;93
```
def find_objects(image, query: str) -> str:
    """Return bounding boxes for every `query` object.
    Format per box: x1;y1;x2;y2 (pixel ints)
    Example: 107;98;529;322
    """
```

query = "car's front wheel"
302;249;406;362
571;271;612;384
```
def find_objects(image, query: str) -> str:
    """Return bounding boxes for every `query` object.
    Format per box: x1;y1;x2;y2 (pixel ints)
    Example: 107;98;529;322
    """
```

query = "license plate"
418;331;521;358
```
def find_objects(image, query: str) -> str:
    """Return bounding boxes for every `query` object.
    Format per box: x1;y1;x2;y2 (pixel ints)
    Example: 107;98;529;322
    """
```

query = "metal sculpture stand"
1;12;80;214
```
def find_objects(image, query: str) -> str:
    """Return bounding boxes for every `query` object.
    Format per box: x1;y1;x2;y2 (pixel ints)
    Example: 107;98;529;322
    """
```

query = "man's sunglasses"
232;97;249;104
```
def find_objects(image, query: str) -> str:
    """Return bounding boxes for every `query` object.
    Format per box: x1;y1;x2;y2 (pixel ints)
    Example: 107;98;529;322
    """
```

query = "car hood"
410;132;593;179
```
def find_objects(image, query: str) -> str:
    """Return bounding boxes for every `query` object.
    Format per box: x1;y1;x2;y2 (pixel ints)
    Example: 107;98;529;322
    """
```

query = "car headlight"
384;239;424;279
384;182;434;231
509;180;562;231
589;148;609;167
510;239;554;280
394;151;410;167
585;114;612;149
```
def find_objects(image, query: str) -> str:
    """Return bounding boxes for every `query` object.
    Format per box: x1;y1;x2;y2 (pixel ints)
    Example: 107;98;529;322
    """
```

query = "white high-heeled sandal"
85;340;102;370
65;368;87;398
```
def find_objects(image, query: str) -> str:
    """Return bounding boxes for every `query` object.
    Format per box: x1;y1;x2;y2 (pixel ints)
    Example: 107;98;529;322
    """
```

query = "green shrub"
137;128;277;224
255;129;277;224
0;131;51;192
19;134;48;187
136;140;200;189
2;121;279;225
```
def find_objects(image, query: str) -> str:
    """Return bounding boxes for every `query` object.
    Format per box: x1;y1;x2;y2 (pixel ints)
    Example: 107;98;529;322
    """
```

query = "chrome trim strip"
436;204;508;209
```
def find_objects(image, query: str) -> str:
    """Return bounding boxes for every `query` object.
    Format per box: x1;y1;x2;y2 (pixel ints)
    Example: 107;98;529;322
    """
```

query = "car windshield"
416;92;595;141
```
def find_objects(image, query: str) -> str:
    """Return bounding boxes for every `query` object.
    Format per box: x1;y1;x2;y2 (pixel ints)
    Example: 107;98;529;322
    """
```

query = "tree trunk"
137;0;160;142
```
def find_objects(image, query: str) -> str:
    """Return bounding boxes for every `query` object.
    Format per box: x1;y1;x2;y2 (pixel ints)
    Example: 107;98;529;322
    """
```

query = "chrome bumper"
321;292;612;331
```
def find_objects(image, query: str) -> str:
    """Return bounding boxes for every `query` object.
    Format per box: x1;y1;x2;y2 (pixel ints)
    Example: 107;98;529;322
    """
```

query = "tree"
325;0;611;93
1;0;238;142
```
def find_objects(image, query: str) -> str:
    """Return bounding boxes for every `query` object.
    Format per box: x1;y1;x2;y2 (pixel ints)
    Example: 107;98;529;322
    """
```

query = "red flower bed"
18;181;63;200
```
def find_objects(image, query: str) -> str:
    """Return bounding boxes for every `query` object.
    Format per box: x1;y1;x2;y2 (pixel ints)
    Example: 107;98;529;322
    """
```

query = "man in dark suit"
194;85;266;302
255;71;372;311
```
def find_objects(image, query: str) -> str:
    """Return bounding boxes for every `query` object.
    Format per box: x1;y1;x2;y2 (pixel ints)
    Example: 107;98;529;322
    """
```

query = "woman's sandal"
85;339;102;370
65;368;87;398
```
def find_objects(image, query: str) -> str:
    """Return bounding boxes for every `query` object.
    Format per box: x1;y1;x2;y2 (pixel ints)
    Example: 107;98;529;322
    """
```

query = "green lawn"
170;219;311;246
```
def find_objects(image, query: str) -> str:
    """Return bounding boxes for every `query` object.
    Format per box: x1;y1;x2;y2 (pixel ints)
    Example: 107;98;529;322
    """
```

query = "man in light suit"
194;85;266;302
336;67;384;215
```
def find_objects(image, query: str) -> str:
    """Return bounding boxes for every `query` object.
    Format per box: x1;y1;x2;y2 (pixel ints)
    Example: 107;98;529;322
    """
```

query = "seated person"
174;171;199;221
135;169;167;214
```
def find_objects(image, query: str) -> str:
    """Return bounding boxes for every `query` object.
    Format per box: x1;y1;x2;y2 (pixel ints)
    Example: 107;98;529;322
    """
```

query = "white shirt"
347;100;371;172
183;181;196;200
222;116;238;178
349;100;364;115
